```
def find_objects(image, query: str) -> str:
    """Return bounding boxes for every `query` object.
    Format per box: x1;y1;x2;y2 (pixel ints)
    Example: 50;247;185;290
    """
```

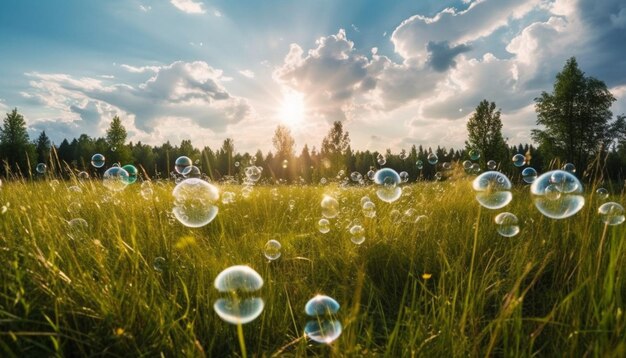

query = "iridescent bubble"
427;153;438;165
402;208;418;223
415;215;429;232
78;171;89;180
494;212;520;237
562;163;576;173
512;154;525;167
321;195;339;218
245;166;262;183
374;168;402;203
598;202;625;225
366;170;375;180
377;153;386;166
463;160;472;171
471;163;481;174
91;153;105;168
362;201;376;218
172;178;219;228
469;149;480;161
530;170;584;219
153;257;166;273
263;239;282;260
350;172;363;182
36;163;46;174
596;187;609;200
182;165;202;178
304;295;342;344
399;171;409;183
416;160;424;170
121;164;138;184
521;167;537;184
213;266;264;325
360;196;371;206
103;167;130;192
221;191;235;204
487;160;497;170
174;156;192;174
472;171;512;209
318;218;331;233
349;225;365;245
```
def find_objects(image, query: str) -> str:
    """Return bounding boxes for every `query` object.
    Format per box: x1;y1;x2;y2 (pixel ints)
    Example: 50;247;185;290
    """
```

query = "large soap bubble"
598;202;625;226
213;265;264;325
172;178;219;227
103;167;130;192
530;170;584;219
472;171;512;209
121;164;138;184
374;168;402;203
321;195;339;218
304;295;342;344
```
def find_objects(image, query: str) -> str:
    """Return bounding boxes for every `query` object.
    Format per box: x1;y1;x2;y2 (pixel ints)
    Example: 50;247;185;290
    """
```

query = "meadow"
0;173;625;357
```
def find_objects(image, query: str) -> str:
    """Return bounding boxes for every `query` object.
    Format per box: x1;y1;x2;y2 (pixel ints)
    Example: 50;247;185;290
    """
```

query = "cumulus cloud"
170;0;205;14
426;41;471;72
238;70;255;79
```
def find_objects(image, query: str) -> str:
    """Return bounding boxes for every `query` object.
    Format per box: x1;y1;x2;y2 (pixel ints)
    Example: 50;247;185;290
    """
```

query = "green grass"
0;177;625;356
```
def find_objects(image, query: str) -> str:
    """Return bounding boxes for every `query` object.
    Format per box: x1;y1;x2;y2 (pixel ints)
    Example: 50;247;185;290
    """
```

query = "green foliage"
321;121;351;176
0;180;625;356
465;99;508;168
0;108;36;176
105;116;132;166
35;130;51;164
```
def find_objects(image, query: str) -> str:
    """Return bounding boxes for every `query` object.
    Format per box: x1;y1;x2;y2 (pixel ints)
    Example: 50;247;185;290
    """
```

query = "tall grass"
0;176;625;356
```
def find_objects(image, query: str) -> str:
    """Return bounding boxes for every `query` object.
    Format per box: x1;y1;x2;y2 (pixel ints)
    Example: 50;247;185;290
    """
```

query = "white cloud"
238;70;255;79
120;64;161;73
170;0;205;14
214;10;222;17
139;4;151;12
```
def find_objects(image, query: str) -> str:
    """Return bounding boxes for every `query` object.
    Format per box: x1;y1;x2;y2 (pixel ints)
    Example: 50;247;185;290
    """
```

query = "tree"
532;57;616;173
105;116;131;165
320;121;350;175
465;100;508;168
0;108;35;176
272;125;296;181
35;130;51;164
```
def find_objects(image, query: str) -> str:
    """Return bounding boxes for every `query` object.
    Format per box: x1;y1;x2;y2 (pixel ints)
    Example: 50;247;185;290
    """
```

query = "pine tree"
0;108;35;175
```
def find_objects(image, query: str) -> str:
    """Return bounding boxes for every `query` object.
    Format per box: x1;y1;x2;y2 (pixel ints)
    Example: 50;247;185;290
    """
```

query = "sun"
279;91;305;126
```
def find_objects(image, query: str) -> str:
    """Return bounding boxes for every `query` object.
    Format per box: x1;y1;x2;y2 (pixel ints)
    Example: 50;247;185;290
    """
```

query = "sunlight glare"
279;91;305;126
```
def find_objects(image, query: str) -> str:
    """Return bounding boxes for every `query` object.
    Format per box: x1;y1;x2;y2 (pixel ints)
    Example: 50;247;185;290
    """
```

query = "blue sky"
1;0;625;153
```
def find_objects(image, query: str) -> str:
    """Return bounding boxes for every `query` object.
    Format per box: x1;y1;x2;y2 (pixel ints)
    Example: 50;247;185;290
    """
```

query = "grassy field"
0;175;625;357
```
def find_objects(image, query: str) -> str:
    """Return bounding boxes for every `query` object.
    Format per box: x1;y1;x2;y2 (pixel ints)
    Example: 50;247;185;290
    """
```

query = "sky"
1;0;625;154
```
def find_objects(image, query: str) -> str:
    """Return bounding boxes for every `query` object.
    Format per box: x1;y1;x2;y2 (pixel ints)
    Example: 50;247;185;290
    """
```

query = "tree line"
1;57;625;184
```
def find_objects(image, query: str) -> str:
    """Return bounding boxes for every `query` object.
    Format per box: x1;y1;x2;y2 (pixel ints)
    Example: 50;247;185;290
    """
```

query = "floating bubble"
321;195;339;218
174;156;193;174
562;163;576;173
221;191;235;204
530;170;584;219
472;171;512;209
374;168;402;203
304;295;342;344
362;201;376;218
598;202;625;225
172;178;219;228
350;172;363;182
234;161;240;167
442;162;451;170
182;165;202;178
103;167;130;192
377;153;386;166
153;257;166;273
434;172;443;180
399;171;409;183
349;225;365;245
402;208;418;223
360;196;371;205
427;153;438;165
415;215;429;232
288;199;295;211
77;171;89;180
416;160;424;170
91;153;105;168
487;160;497;170
36;163;46;174
366;170;375;180
213;265;264;325
469;149;480;161
318;218;331;233
121;164;138;184
263;239;282;260
471;163;481;174
521;167;537;184
68;218;88;240
512;154;525;167
320;177;327;185
494;212;520;237
463;160;472;171
596;187;609;200
245;166;262;183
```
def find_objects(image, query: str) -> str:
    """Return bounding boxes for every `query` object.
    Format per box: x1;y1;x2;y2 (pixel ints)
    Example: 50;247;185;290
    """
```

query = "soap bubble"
442;162;451;170
366;170;375;180
471;163;481;174
487;160;497;170
153;257;166;272
427;153;438;165
598;202;625;225
213;265;264;325
304;295;342;344
221;191;235;204
362;201;376;218
174;156;193;174
318;218;331;233
399;171;409;183
103;167;130;192
182;165;201;178
562;163;576;173
530;170;584;219
36;163;46;174
595;188;609;200
172;178;219;228
494;212;520;237
469;149;480;161
350;172;363;182
349;225;365;245
321;195;339;218
512;154;525;167
377;153;386;166
374;168;402;203
463;160;472;171
263;239;282;260
416;160;424;170
121;164;138;184
234;161;240;167
68;218;89;241
91;153;105;168
472;171;512;209
245;166;262;183
521;167;537;184
434;172;443;181
77;171;89;180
